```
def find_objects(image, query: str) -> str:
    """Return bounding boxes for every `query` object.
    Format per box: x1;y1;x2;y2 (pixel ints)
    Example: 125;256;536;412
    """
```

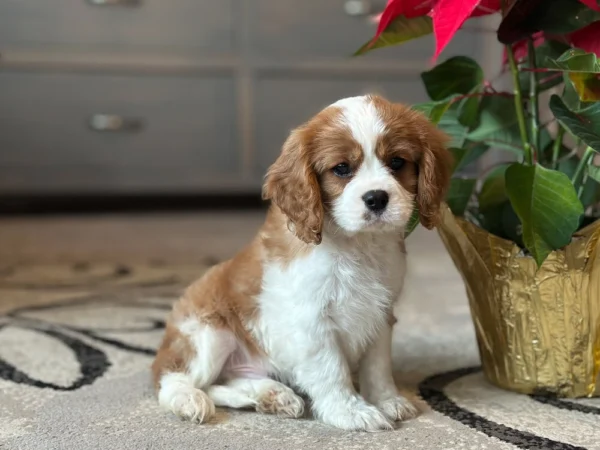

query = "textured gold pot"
437;206;600;397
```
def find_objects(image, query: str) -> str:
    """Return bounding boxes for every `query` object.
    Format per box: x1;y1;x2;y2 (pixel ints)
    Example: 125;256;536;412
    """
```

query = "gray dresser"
0;0;483;195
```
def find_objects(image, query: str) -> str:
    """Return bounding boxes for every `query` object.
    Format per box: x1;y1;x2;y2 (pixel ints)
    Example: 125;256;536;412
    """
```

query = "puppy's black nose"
362;190;389;212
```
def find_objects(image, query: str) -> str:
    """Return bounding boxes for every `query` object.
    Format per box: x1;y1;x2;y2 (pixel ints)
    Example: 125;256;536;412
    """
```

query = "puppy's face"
263;95;452;244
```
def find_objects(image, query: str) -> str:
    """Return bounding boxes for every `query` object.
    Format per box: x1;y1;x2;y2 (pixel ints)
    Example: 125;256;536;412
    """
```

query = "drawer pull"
344;0;372;16
86;0;142;6
88;114;143;133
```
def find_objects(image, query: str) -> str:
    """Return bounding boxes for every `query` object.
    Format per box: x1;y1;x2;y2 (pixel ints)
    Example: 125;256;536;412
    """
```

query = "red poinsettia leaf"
374;0;405;40
470;0;501;17
579;0;600;12
431;0;481;59
374;0;433;40
404;0;434;18
570;21;600;56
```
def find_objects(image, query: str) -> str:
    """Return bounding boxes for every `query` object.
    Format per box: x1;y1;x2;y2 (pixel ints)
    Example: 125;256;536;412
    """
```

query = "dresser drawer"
254;77;428;175
0;0;234;54
0;72;238;191
250;0;479;60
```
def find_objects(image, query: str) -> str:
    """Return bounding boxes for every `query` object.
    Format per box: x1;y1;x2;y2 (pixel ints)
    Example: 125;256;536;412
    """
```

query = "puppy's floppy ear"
417;122;453;229
262;129;323;244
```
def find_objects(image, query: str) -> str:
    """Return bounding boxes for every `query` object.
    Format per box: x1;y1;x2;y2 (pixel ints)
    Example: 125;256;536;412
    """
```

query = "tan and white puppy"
152;95;452;432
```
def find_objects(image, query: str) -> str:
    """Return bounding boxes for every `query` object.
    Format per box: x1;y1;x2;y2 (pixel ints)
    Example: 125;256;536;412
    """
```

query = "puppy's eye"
389;157;405;171
332;163;352;178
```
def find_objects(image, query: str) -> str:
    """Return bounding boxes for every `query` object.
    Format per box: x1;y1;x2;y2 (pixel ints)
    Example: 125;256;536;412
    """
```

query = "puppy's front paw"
167;389;215;424
256;385;305;419
377;395;418;422
319;396;393;432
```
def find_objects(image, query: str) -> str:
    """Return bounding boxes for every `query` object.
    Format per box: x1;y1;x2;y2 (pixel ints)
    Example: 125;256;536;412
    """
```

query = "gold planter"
437;206;600;397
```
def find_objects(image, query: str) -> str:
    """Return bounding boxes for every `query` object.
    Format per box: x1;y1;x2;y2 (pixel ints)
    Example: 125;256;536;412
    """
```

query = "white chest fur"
254;233;406;377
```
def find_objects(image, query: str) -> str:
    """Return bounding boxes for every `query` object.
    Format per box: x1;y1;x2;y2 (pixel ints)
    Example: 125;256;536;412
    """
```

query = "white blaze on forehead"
331;96;386;158
329;96;411;234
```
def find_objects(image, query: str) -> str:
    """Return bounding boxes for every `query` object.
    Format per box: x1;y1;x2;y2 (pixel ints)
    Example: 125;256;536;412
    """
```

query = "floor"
0;211;598;449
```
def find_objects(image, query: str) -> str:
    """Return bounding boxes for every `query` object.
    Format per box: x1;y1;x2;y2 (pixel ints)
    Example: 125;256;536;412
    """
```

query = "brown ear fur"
417;124;453;229
262;130;323;244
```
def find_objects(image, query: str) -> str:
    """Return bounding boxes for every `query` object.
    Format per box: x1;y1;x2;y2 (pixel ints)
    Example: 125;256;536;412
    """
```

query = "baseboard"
0;194;267;216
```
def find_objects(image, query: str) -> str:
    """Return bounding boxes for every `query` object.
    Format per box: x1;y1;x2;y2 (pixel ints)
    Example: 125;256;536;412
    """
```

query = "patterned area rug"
1;258;599;450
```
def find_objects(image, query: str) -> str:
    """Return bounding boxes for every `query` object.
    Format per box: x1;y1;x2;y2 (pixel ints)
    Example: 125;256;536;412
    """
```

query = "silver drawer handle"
344;0;372;16
88;114;143;133
86;0;142;6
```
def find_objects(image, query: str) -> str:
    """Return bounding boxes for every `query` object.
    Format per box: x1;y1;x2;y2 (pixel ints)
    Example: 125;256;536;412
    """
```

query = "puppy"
152;94;452;431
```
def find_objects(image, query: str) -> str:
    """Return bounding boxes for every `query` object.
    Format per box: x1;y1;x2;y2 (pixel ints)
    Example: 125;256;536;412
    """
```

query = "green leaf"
535;0;600;34
518;40;572;93
559;157;599;208
500;201;526;248
446;178;476;216
467;96;523;154
482;203;523;245
557;156;574;176
404;208;420;237
586;166;600;207
541;127;570;163
354;15;432;56
544;49;600;102
412;98;456;125
421;56;484;101
569;73;600;102
588;164;600;183
413;103;469;148
549;95;600;153
458;90;482;128
450;143;489;173
505;163;583;266
438;110;469;148
544;48;600;72
562;72;596;111
563;72;585;111
535;40;573;65
584;184;600;209
539;127;553;152
477;201;524;248
479;164;510;212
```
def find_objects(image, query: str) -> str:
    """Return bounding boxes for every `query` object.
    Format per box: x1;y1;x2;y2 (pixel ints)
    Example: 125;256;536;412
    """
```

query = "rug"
0;218;599;450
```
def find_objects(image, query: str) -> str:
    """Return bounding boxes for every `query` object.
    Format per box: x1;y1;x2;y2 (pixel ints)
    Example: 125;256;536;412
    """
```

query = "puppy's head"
262;95;452;244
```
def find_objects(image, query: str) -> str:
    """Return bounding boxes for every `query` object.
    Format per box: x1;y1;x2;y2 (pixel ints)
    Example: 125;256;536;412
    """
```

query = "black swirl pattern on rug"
529;395;600;416
0;297;596;450
0;298;168;391
0;260;210;390
418;367;588;450
0;323;110;391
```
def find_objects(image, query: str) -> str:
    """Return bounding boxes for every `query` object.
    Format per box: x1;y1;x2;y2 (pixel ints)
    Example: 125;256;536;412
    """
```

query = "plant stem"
572;146;595;195
527;39;540;156
506;44;534;165
578;172;589;199
551;126;565;170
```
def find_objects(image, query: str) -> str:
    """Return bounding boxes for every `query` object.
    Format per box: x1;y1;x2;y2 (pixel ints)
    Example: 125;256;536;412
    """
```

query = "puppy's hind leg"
152;320;237;423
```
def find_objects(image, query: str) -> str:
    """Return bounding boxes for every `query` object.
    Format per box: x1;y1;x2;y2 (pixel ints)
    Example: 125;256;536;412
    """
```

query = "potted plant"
357;0;600;398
